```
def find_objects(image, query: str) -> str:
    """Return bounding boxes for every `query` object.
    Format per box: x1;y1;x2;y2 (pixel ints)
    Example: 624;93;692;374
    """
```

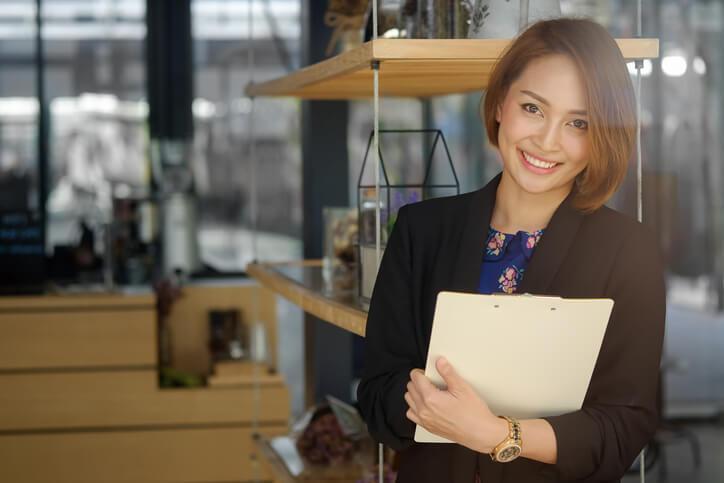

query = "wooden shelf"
246;38;659;99
246;260;367;337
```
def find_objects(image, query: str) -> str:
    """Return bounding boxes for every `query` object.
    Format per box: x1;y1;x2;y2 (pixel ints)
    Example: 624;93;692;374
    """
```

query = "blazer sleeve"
540;224;667;481
356;205;422;451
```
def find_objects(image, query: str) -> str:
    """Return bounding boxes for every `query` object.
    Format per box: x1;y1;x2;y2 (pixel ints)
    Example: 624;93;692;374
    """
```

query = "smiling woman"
358;17;665;483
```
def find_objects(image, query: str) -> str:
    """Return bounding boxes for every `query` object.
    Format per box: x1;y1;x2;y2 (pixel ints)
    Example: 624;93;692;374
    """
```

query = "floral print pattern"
526;232;542;249
486;231;507;256
498;265;521;294
478;226;545;294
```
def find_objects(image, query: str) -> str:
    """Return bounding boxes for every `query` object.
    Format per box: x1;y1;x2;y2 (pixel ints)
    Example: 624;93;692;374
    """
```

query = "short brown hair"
482;18;637;213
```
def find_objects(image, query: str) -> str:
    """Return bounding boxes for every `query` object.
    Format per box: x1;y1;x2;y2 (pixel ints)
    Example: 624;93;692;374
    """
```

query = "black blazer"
357;172;666;483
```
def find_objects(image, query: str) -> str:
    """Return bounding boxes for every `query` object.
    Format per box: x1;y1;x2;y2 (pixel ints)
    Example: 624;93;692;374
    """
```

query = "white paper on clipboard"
414;290;614;443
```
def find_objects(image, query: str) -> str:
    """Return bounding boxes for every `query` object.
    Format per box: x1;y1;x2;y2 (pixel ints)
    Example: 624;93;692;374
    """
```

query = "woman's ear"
495;104;502;123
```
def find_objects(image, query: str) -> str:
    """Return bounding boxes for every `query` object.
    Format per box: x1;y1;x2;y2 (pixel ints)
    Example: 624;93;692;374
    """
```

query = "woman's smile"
518;148;562;174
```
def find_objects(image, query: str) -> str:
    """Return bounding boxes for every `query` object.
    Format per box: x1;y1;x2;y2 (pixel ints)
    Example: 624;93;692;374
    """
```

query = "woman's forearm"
520;418;558;464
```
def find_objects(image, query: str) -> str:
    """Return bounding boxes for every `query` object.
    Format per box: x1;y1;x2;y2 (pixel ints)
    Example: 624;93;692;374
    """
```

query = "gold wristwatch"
490;416;522;463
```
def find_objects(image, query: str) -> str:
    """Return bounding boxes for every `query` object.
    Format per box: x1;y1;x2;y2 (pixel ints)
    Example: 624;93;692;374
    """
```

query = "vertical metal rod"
247;2;262;483
636;57;645;473
372;1;384;480
636;0;643;226
249;0;258;263
35;0;48;248
373;74;381;270
378;439;384;483
250;99;258;261
636;71;643;224
635;1;645;482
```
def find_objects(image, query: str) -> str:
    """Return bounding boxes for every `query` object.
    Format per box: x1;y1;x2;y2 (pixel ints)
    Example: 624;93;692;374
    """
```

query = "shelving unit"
246;38;659;99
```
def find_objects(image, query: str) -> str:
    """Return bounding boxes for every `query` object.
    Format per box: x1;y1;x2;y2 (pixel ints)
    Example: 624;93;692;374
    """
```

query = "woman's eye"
570;119;588;130
521;103;540;115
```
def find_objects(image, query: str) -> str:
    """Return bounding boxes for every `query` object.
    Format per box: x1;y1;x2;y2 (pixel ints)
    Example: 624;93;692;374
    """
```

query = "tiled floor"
622;419;724;483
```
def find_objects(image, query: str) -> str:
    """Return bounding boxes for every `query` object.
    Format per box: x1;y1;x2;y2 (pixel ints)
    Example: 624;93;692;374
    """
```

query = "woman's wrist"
477;417;557;464
477;415;510;454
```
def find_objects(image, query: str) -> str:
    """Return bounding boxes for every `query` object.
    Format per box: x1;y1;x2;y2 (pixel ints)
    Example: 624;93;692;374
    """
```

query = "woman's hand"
404;357;507;454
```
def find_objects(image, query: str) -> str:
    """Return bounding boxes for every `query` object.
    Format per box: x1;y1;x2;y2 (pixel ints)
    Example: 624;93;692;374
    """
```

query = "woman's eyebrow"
520;89;588;116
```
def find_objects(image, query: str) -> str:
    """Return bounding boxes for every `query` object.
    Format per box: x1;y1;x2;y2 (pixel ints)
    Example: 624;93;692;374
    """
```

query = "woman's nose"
535;122;562;152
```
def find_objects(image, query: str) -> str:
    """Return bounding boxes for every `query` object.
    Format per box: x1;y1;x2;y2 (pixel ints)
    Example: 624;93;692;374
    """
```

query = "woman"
357;18;666;483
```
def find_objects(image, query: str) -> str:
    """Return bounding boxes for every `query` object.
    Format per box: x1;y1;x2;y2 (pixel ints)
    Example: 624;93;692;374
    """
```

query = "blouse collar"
484;226;544;261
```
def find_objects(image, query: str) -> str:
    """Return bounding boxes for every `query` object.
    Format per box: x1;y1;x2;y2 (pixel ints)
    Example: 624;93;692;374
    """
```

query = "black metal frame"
356;128;460;304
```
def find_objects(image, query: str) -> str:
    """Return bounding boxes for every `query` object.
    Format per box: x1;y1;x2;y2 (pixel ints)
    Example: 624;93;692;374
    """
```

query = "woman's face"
495;54;591;197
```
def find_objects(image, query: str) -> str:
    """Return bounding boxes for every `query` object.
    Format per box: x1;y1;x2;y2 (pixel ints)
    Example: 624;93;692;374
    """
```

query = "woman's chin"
512;172;560;195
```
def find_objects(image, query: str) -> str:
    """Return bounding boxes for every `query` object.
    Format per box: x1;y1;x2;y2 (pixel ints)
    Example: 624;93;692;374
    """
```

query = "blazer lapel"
451;171;585;295
450;173;501;293
517;189;584;295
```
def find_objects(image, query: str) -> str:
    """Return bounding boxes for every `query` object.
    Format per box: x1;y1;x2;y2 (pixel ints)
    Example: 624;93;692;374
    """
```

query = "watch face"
498;445;522;462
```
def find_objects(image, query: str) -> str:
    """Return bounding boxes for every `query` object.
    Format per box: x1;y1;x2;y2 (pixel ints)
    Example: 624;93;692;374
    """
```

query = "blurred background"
0;0;722;481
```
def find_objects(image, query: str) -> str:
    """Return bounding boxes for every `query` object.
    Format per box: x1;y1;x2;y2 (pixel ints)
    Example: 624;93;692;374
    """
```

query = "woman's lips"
518;149;561;174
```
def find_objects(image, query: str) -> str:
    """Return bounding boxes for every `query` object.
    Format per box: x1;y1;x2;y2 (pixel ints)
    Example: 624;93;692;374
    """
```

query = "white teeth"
523;151;558;169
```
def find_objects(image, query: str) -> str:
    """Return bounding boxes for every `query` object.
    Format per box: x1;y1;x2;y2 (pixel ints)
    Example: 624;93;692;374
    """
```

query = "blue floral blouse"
478;226;545;294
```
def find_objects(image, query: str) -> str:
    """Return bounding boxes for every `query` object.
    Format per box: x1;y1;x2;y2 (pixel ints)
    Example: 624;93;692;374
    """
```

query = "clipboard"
414;291;614;443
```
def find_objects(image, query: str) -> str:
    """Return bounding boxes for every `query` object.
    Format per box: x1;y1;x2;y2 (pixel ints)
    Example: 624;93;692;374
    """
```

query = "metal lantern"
357;129;460;307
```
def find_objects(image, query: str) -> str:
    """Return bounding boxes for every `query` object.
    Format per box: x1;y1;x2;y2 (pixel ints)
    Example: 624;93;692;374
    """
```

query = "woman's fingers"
404;389;424;425
406;407;420;424
404;390;417;412
407;380;424;406
410;368;438;397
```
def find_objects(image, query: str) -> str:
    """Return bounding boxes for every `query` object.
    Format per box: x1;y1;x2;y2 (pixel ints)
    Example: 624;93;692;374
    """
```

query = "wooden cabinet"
0;308;156;370
0;291;290;482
